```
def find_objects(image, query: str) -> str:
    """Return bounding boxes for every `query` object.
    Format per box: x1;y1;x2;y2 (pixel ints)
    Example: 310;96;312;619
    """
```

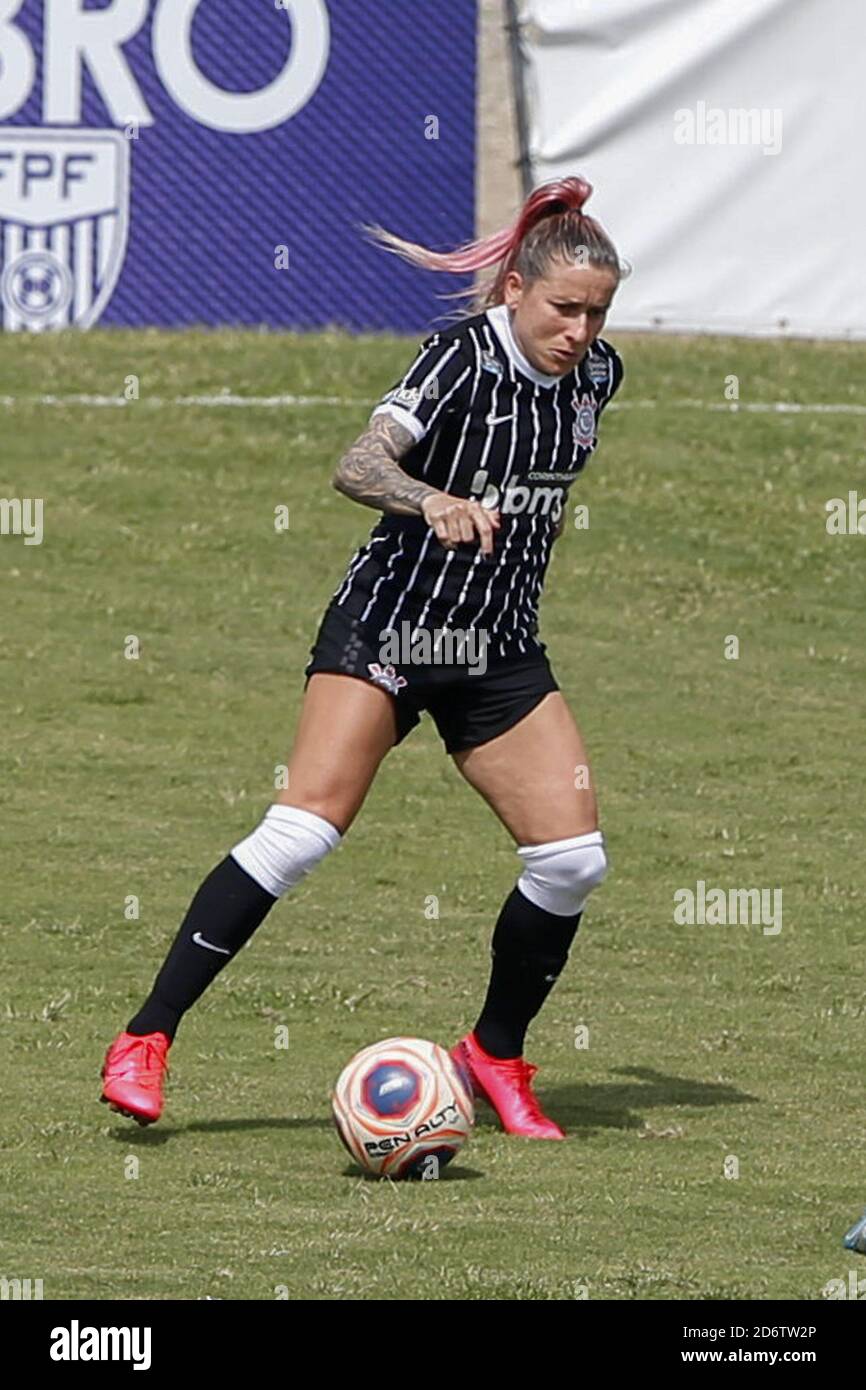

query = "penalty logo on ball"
332;1036;474;1179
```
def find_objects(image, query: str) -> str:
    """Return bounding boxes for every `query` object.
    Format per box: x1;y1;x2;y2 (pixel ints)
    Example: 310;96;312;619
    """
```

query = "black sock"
126;855;278;1042
473;885;582;1059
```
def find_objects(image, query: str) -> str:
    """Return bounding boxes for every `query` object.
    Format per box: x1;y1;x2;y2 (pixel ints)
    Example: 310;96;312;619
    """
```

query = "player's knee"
230;803;341;898
516;830;609;916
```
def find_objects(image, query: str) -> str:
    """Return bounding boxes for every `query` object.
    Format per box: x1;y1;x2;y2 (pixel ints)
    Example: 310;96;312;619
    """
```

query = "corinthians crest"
571;389;597;449
0;128;129;333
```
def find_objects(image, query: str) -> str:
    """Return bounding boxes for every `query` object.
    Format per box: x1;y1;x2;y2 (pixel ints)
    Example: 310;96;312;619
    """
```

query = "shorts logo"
571;391;597;448
366;662;407;695
0;129;130;333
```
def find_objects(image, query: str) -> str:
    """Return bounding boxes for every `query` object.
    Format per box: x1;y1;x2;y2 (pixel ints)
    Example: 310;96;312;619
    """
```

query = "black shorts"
304;603;559;754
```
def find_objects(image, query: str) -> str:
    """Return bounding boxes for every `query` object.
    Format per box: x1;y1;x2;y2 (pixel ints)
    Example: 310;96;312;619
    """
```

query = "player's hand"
420;493;501;556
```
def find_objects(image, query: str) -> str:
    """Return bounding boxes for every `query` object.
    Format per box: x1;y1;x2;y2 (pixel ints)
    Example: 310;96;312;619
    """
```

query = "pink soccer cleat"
100;1030;171;1126
450;1031;566;1140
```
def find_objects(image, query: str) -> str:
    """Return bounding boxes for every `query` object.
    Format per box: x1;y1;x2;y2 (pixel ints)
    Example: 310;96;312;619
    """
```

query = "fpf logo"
0;0;331;332
0;129;128;330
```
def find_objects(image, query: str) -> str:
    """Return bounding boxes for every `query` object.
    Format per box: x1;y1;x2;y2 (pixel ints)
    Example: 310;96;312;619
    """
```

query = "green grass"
1;327;864;1301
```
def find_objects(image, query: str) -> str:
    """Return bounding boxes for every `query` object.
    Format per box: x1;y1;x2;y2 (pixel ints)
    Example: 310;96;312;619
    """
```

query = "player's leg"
272;672;400;832
129;673;398;1036
452;689;599;844
449;692;608;1138
101;675;398;1123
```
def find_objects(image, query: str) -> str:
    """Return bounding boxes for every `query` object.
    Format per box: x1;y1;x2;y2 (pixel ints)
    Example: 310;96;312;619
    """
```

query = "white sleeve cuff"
369;403;427;443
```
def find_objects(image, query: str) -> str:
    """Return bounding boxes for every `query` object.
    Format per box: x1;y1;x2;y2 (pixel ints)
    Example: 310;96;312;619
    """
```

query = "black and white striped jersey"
331;303;624;661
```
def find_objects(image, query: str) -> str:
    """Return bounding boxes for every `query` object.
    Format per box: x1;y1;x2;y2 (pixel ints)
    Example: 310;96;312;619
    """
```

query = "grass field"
1;326;864;1301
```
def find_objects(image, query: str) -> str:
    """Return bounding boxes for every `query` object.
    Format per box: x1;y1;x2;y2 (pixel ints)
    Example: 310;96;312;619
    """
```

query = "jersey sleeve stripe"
593;338;624;414
370;336;471;440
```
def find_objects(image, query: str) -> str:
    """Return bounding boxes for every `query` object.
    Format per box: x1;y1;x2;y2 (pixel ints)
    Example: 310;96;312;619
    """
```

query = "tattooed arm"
331;414;437;516
332;413;501;554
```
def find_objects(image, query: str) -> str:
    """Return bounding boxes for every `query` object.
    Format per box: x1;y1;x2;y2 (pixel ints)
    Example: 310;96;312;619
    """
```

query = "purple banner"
0;0;476;332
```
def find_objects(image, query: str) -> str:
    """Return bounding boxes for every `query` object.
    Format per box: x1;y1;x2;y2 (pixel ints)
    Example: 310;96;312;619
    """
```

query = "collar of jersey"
485;303;566;389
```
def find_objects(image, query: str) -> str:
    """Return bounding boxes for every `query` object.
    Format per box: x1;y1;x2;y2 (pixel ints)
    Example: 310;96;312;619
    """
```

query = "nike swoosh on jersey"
192;931;231;955
485;413;516;426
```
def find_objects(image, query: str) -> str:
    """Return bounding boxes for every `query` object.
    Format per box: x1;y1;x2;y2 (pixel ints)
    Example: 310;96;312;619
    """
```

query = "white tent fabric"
516;0;866;339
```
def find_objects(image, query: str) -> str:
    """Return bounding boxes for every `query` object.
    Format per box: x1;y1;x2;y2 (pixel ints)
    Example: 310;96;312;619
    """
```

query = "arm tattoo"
332;414;438;516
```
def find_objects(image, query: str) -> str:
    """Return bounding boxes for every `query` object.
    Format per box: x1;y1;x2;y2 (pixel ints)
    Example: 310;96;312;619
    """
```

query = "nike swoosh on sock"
191;931;231;955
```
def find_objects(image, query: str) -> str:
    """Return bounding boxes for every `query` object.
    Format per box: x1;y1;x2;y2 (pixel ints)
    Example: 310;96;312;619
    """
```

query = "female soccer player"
101;175;626;1139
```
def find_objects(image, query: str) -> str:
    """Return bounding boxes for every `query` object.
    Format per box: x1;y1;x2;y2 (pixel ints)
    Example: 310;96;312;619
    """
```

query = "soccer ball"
331;1036;474;1179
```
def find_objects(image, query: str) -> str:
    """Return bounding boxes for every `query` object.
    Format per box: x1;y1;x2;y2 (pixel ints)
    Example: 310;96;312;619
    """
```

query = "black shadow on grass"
106;1116;335;1144
340;1164;483;1182
104;1124;485;1178
104;1067;752;1146
544;1066;757;1134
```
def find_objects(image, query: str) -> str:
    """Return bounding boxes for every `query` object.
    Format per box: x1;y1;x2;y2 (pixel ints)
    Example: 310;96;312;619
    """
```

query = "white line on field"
0;394;864;414
0;392;360;408
618;400;866;415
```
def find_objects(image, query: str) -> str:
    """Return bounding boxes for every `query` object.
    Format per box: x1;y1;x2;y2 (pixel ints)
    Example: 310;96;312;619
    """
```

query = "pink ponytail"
360;176;620;320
